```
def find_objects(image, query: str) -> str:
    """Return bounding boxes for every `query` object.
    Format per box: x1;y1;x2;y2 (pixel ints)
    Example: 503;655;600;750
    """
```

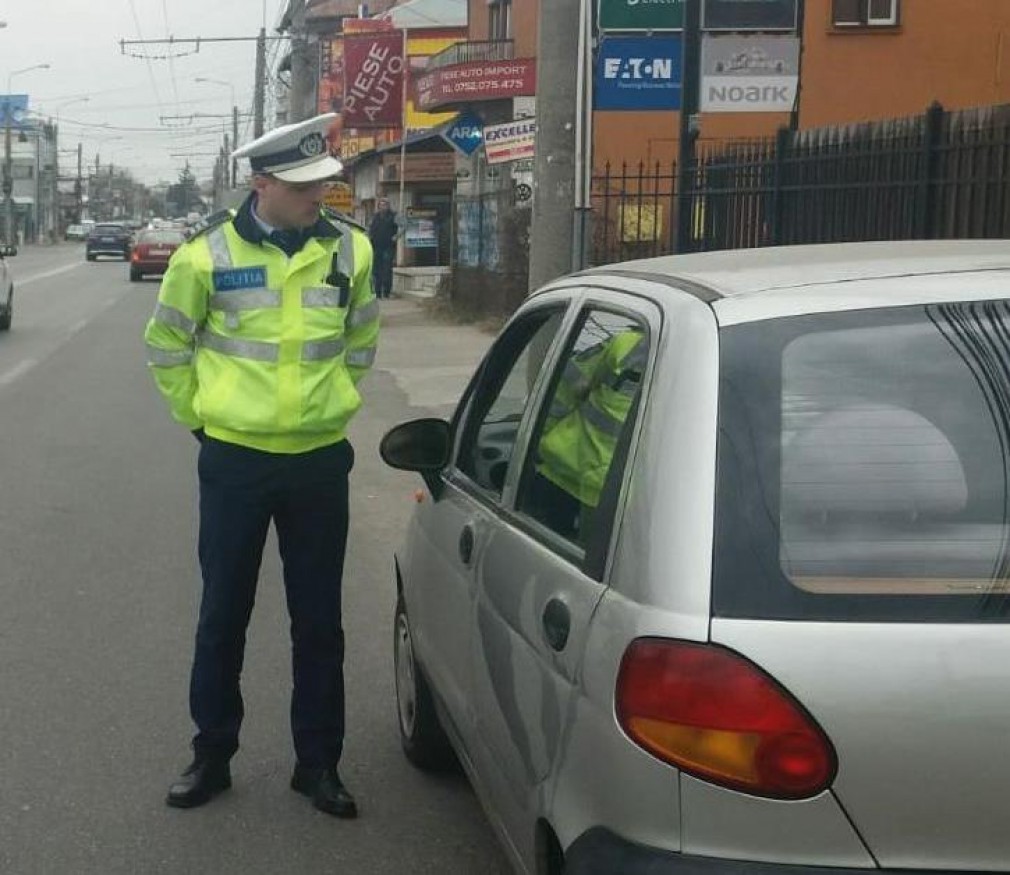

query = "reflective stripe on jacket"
536;330;646;507
143;202;379;453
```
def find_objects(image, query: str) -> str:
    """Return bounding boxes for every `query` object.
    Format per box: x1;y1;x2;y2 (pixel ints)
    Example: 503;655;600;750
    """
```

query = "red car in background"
129;228;186;281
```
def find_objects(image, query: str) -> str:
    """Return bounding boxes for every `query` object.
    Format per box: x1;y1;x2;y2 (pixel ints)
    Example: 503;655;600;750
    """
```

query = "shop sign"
599;0;683;31
343;31;406;128
702;0;798;31
415;59;536;112
701;35;798;112
323;182;354;213
483;117;536;165
595;36;683;111
382;153;456;182
404;215;439;249
443;111;485;156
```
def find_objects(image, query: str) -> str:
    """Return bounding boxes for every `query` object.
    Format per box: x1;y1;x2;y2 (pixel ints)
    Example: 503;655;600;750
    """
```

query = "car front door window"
456;308;566;497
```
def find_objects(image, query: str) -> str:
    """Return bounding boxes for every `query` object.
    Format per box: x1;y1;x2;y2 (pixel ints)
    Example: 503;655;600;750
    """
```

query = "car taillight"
616;638;836;799
131;249;141;261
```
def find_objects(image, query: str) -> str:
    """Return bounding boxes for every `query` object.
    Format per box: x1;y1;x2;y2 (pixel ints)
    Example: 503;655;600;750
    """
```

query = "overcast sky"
3;0;290;186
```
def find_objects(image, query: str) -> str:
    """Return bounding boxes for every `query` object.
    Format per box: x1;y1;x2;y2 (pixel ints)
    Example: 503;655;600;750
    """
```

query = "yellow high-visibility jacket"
143;198;380;454
536;330;646;507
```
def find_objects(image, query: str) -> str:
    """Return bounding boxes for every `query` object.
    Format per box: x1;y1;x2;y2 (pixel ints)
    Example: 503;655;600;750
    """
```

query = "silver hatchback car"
381;241;1010;875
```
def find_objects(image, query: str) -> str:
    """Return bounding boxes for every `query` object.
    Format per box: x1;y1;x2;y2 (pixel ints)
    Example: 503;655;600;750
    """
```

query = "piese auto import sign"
415;59;536;112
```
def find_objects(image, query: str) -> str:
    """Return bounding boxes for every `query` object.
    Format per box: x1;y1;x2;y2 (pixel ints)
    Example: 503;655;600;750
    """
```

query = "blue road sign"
595;36;683;111
443;111;485;156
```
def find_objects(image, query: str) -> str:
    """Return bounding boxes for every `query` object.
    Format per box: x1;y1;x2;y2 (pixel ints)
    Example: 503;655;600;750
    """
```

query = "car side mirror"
0;244;17;257
379;418;451;500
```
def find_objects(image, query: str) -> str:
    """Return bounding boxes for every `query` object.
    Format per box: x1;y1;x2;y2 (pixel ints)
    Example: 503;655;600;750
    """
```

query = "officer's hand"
192;428;206;444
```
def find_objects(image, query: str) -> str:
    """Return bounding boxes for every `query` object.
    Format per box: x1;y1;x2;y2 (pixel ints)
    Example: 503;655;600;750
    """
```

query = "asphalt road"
0;244;507;874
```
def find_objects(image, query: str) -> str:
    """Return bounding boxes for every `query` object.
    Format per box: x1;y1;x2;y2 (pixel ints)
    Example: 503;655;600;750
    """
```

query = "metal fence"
590;102;1010;264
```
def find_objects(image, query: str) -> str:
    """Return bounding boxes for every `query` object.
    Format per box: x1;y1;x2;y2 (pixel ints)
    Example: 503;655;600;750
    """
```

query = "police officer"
144;113;379;818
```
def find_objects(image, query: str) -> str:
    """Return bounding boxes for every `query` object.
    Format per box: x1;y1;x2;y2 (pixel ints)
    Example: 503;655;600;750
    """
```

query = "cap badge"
299;132;326;158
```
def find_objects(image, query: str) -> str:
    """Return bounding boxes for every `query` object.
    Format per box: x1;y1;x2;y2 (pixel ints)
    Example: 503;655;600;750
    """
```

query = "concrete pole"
232;105;239;186
528;0;582;292
254;27;267;137
4;106;12;244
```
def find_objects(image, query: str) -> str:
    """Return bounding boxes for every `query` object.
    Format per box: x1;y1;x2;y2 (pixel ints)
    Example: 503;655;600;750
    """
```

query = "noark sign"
599;0;684;31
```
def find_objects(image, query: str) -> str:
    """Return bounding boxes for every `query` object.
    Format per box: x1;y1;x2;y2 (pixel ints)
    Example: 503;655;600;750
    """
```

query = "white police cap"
231;113;343;183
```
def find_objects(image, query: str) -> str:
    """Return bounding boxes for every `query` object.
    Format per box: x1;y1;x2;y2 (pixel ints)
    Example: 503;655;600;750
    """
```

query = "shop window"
489;0;512;41
833;0;899;27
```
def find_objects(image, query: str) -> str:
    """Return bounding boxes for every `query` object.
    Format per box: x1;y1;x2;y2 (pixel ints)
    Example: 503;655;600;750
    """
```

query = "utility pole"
76;142;83;222
233;105;239;186
3;102;12;244
528;0;582;292
254;27;267;137
287;0;315;123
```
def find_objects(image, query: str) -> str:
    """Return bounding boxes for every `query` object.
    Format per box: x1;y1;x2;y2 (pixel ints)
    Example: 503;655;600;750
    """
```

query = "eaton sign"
443;111;485;156
595;37;683;111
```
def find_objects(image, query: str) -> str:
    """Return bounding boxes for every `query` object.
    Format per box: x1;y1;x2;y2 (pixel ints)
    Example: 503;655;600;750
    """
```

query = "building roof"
380;0;467;28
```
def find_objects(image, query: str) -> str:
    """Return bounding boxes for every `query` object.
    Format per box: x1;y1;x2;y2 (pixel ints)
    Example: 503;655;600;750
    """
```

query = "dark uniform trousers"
191;436;354;769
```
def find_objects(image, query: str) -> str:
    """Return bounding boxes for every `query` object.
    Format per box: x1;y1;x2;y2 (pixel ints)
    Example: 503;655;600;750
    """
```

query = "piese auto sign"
343;31;406;128
415;59;536;112
701;36;799;112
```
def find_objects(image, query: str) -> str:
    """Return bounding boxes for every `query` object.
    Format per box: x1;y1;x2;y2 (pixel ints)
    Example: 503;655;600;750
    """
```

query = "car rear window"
714;299;1010;622
138;230;185;245
94;225;124;234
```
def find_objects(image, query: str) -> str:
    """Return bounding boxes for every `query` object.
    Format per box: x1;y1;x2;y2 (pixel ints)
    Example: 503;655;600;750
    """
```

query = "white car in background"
0;243;17;332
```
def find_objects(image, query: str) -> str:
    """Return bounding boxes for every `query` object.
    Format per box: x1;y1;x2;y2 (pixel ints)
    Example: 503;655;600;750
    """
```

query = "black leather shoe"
291;764;358;818
166;758;232;809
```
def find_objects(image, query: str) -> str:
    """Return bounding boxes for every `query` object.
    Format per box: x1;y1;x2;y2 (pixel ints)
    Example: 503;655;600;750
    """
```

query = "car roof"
572;240;1010;324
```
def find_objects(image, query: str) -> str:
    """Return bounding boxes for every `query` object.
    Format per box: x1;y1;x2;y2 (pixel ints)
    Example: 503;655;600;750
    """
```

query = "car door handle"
542;598;571;652
458;523;476;566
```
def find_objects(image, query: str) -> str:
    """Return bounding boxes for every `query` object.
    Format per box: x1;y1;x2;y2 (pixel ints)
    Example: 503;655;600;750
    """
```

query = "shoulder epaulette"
186;209;235;241
321;206;367;234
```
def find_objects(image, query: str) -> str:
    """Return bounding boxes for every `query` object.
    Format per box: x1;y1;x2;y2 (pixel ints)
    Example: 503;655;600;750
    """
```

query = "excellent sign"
342;31;405;128
484;118;537;165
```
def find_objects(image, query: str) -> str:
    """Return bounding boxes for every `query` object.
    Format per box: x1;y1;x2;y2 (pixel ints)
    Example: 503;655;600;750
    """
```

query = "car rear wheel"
0;284;11;331
393;594;455;771
86;252;95;262
130;268;142;282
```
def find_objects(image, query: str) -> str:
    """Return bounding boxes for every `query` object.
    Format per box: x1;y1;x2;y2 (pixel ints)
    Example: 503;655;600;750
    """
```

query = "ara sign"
443;112;485;156
595;36;683;111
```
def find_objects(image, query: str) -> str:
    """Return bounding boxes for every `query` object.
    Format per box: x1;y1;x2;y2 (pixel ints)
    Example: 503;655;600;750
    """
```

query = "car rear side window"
714;299;1010;622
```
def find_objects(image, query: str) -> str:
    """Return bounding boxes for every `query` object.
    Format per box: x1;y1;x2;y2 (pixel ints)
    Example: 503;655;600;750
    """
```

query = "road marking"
20;262;84;286
0;358;38;386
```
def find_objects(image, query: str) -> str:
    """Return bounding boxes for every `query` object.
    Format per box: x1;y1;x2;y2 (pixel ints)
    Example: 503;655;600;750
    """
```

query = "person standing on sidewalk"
368;197;398;299
143;112;380;818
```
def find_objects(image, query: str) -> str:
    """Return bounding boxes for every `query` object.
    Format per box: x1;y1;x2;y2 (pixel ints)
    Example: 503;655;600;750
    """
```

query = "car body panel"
712;619;1010;870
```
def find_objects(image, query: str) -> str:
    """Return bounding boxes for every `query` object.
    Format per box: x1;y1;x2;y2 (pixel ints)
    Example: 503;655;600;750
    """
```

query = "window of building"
833;0;899;27
488;0;512;41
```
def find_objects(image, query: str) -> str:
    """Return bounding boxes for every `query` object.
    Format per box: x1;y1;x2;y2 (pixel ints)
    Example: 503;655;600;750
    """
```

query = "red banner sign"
343;31;406;129
414;59;537;112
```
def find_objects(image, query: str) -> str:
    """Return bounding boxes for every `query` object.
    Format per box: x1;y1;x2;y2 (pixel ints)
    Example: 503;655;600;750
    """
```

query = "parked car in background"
129;228;186;281
85;223;131;261
64;224;87;242
381;240;1010;875
0;243;17;331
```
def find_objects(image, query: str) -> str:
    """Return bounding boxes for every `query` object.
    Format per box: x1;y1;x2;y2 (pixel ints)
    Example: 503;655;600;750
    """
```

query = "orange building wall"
800;0;1010;128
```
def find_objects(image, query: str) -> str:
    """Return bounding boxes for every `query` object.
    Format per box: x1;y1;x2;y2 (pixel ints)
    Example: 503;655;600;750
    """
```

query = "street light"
4;63;51;243
194;77;238;188
47;97;88;238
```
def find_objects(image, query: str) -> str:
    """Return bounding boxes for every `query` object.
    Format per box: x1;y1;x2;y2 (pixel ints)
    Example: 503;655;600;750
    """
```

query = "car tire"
0;284;11;331
130;268;142;282
393;594;456;771
86;252;95;262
